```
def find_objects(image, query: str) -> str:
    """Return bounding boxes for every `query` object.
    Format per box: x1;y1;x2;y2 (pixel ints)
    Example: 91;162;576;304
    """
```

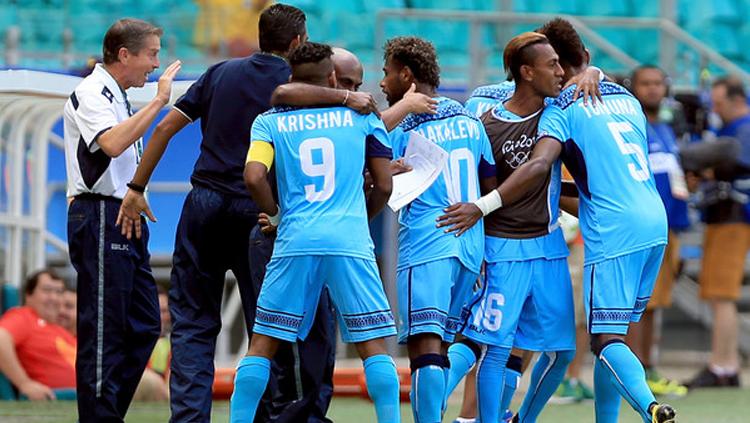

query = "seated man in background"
0;270;76;400
57;283;77;337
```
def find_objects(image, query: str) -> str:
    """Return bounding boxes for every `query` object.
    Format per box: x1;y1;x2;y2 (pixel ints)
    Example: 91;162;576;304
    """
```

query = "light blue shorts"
584;245;666;335
254;255;397;343
396;257;479;344
462;257;576;351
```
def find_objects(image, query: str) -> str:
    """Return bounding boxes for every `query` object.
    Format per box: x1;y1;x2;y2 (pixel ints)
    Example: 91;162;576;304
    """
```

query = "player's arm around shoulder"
271;82;379;115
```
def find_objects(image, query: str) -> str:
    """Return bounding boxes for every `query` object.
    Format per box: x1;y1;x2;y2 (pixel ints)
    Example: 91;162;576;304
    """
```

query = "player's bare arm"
437;137;561;235
244;161;278;218
271;82;379;115
116;108;191;240
97;60;181;157
366;156;393;220
559;196;579;217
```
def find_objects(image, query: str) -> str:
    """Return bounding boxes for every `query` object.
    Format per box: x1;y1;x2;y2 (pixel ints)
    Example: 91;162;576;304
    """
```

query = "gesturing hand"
116;189;157;239
155;60;182;105
402;83;438;115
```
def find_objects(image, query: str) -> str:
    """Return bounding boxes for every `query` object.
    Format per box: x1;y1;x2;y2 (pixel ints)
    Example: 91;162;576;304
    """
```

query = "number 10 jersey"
250;106;392;261
390;97;496;273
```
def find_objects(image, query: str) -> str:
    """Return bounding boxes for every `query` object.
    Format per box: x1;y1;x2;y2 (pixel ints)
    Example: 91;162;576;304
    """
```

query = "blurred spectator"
626;65;690;397
684;76;750;389
0;270;76;400
194;0;274;57
57;283;77;337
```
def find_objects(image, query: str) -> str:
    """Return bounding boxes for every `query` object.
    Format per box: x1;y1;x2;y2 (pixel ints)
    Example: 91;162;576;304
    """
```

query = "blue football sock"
364;354;401;423
442;366;450;414
230;356;270;423
476;345;511;423
500;354;523;414
594;355;621;423
517;350;574;422
598;341;655;422
410;354;447;423
445;341;478;401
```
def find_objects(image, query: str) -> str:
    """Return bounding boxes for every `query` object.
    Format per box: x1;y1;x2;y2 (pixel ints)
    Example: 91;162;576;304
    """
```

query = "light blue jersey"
464;81;516;117
390;97;495;273
538;82;667;264
250;106;391;260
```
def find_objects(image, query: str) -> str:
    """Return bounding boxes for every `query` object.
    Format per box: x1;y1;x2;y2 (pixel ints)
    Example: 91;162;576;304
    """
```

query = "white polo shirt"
63;64;143;199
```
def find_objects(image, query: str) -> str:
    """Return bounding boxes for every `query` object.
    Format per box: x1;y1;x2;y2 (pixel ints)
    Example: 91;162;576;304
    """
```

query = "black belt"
74;193;121;202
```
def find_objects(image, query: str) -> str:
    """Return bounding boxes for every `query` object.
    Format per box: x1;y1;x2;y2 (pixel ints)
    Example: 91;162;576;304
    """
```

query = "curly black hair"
536;18;586;69
289;41;333;67
383;36;440;88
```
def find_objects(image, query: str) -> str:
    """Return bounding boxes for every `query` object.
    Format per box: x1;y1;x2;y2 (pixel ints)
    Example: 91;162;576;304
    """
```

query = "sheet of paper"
387;131;448;212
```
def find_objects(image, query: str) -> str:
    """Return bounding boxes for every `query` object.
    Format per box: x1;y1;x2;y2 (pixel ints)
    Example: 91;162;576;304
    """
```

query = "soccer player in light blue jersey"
438;32;578;423
444;20;676;423
232;42;400;423
380;36;496;423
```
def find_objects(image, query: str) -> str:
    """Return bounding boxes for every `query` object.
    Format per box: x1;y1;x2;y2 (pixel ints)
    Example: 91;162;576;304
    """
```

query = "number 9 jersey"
390;97;496;274
538;82;667;265
250;106;392;261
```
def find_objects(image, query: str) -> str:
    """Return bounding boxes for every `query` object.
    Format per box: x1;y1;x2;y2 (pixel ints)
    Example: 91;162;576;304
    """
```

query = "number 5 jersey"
538;82;667;265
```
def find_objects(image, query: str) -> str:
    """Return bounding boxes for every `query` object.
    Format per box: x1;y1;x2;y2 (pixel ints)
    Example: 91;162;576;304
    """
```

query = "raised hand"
156;60;182;105
402;83;438;114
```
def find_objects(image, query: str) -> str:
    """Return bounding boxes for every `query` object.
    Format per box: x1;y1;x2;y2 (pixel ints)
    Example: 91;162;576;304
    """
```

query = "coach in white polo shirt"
63;18;179;422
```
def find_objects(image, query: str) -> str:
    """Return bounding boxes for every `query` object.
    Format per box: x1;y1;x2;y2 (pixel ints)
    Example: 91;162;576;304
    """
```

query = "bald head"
332;47;363;91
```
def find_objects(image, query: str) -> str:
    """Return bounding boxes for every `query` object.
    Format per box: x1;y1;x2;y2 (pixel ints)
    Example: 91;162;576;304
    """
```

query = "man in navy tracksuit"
63;18;180;422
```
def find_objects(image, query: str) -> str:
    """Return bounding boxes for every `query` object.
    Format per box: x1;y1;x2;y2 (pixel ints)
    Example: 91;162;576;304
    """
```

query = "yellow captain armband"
246;141;274;170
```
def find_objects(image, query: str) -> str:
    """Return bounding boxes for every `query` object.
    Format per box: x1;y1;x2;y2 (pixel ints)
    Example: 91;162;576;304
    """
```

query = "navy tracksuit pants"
68;195;161;423
169;186;335;422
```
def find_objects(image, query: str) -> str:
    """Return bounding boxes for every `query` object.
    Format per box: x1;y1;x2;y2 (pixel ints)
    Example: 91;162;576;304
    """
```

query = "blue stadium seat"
628;29;660;65
629;0;660;17
417;20;469;53
410;0;477;10
696;24;742;61
361;0;406;13
512;0;580;14
679;0;741;28
578;0;633;16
